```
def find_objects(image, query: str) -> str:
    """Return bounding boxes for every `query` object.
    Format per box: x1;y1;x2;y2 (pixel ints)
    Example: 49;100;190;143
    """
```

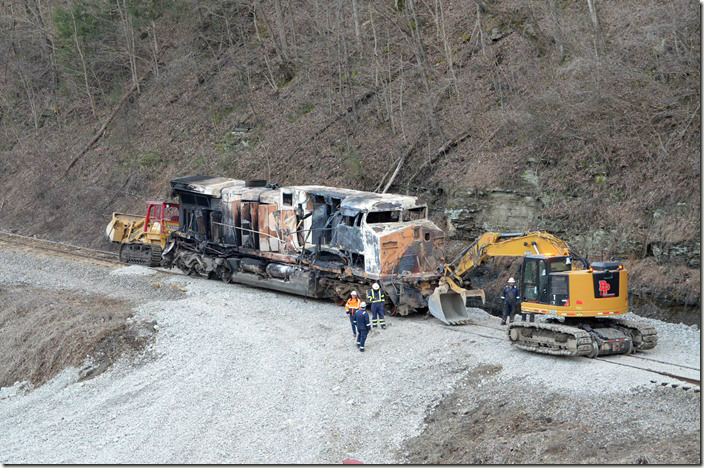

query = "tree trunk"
70;10;96;117
586;0;604;58
406;0;445;140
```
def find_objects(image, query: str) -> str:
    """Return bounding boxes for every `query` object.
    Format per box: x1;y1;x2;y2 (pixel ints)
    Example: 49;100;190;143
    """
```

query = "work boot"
500;320;506;325
381;324;386;329
359;347;365;352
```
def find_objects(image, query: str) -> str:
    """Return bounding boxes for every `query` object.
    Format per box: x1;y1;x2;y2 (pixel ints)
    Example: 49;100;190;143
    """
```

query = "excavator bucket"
428;284;470;325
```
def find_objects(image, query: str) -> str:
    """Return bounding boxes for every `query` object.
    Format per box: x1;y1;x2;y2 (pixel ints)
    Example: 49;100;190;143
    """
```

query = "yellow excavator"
428;232;657;357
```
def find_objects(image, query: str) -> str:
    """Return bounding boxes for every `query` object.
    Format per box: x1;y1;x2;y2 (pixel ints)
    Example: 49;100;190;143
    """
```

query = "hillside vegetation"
0;0;699;315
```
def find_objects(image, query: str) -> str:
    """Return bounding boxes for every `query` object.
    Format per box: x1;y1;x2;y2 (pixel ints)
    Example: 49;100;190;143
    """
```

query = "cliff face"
0;0;699;320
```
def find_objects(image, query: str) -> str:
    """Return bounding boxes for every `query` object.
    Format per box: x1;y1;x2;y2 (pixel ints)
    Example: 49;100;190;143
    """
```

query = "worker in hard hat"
366;282;386;329
354;301;372;352
500;277;520;325
345;291;361;336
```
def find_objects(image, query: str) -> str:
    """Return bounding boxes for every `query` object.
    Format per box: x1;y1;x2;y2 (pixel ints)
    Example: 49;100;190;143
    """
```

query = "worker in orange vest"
345;291;361;336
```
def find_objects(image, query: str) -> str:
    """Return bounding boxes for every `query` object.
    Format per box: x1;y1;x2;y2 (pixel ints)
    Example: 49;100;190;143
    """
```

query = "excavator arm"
447;231;571;287
428;231;574;325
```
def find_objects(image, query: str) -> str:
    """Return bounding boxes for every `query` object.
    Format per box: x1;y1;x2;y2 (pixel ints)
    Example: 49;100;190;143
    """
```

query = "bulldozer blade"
428;284;470;325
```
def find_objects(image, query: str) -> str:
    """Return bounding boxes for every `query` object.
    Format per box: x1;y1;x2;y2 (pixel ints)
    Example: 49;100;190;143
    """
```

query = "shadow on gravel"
0;284;156;389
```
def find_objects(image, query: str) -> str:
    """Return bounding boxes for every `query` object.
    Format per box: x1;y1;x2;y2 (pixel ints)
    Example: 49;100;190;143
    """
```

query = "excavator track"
508;317;658;357
118;243;162;267
507;321;596;356
609;318;658;351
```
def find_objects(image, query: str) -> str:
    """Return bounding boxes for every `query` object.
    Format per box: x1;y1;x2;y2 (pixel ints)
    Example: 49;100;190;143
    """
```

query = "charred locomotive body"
163;176;447;314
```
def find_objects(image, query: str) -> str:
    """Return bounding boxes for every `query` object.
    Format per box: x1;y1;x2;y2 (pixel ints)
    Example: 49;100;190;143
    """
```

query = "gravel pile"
0;246;700;463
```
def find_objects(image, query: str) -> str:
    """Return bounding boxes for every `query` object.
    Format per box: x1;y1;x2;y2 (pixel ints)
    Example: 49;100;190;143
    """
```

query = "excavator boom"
429;232;571;325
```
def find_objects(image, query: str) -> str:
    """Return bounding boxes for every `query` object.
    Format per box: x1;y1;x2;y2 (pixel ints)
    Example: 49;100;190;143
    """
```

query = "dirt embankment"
0;284;151;389
0;0;699;317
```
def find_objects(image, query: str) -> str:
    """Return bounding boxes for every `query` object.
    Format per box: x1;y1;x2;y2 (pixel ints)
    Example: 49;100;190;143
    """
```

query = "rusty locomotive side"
163;175;448;315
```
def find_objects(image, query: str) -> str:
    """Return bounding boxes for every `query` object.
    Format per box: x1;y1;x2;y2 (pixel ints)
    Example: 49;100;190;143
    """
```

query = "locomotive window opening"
351;253;365;268
354;213;362;226
343;215;355;226
424;232;431;241
180;193;195;205
196;195;209;207
366;211;401;224
403;207;426;221
283;193;293;206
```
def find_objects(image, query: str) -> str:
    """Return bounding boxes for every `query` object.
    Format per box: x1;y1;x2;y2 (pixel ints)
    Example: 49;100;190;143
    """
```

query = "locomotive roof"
286;185;424;212
171;175;245;196
171;176;425;212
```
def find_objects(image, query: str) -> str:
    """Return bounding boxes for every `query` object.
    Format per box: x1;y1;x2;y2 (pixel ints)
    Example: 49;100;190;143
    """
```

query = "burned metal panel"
220;192;242;246
362;226;382;275
259;189;280;205
379;226;419;275
311;201;330;246
278;208;298;253
335;225;364;253
258;204;278;252
250;202;260;250
240;201;255;249
240;187;267;201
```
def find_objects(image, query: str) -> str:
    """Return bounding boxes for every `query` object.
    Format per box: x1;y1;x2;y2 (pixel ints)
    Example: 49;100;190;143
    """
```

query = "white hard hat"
351;291;357;296
508;278;516;283
372;283;380;290
360;302;367;308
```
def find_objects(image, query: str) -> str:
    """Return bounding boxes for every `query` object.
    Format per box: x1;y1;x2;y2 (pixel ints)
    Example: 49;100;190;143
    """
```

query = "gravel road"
0;246;700;463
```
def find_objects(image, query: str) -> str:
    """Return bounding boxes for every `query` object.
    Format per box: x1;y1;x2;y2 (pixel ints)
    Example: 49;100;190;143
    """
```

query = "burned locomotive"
163;175;451;316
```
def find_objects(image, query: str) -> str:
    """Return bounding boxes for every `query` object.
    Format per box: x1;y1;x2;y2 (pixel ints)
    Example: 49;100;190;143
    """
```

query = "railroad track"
0;229;699;387
0;230;119;264
445;319;701;388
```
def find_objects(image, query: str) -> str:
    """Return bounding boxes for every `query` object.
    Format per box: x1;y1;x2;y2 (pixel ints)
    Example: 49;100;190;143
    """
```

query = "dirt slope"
0;0;699;316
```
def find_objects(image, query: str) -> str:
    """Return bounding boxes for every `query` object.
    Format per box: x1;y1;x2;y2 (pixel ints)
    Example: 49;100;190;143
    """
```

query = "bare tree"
70;9;96;116
586;0;604;58
115;0;140;94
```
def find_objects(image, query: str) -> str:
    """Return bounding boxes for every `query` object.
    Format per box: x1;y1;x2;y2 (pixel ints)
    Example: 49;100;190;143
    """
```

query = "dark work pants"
349;316;357;335
357;328;368;349
371;302;384;326
502;303;516;323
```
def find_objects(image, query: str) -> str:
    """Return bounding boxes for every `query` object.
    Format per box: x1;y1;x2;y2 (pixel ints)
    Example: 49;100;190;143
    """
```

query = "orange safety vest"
345;297;360;316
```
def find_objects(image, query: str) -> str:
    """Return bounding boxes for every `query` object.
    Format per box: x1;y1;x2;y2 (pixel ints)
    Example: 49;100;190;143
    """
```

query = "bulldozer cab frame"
144;201;179;235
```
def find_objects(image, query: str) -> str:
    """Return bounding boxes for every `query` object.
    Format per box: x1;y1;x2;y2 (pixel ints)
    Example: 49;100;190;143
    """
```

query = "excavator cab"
520;255;573;306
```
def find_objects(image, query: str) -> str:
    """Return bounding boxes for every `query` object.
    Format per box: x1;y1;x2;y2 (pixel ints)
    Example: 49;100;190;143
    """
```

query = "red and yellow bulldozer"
105;201;179;266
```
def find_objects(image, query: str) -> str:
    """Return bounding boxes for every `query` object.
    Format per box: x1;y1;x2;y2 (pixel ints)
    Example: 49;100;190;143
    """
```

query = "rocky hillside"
0;0;699;319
